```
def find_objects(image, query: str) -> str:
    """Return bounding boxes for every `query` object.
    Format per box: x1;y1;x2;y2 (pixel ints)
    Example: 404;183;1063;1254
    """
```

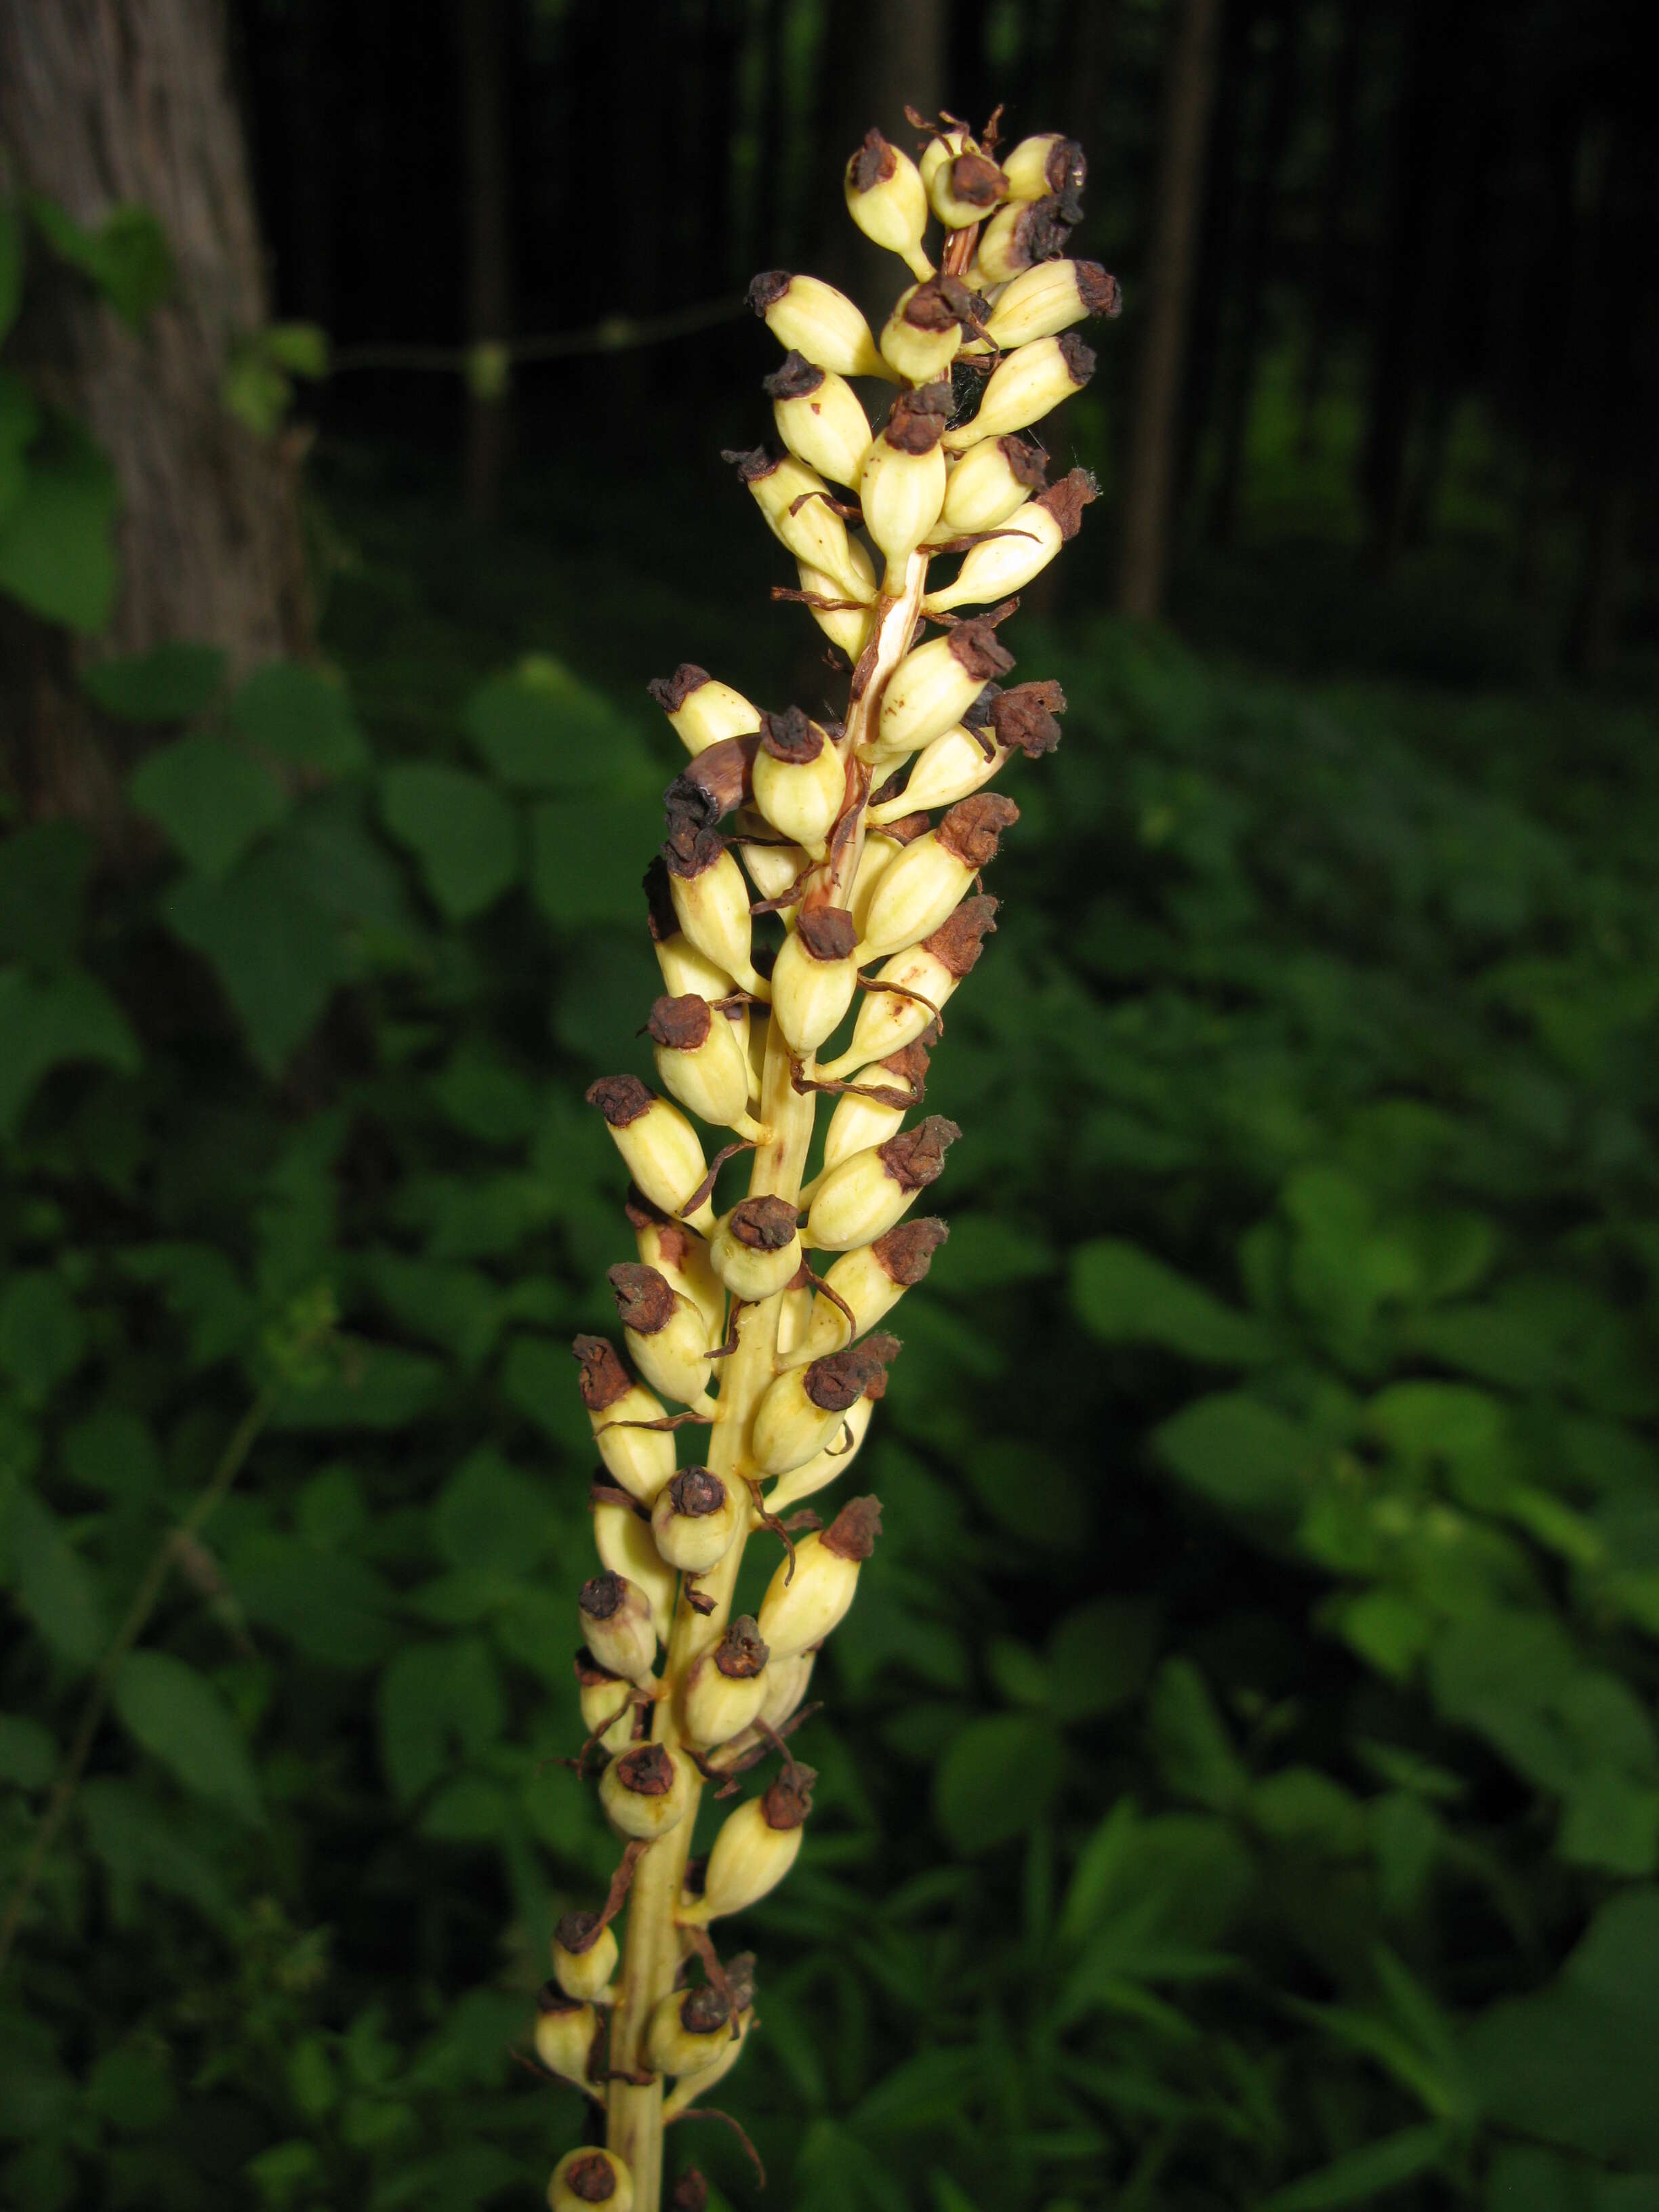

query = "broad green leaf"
377;1637;504;1803
119;1243;258;1368
1071;1237;1275;1365
268;1343;447;1431
0;1271;85;1404
1259;2123;1454;2211
529;792;665;926
79;1779;230;1923
380;763;520;920
462;656;647;789
129;731;290;879
1047;1598;1160;1721
0;968;140;1136
28;198;173;325
1152;1390;1309;1518
933;1215;1054;1292
112;1650;263;1826
1248;1767;1367;1856
228;1535;397;1670
163;844;346;1073
1147;1658;1248;1809
933;1713;1064;1853
0;821;93;968
262;322;330;377
230;661;367;775
85;2046;176;2133
0;416;118;631
0;1713;57;1790
81;642;226;722
432;1450;550;1575
1;1486;106;1668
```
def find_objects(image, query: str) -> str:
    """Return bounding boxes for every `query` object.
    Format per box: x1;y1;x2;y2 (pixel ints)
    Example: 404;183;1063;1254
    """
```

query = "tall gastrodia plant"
543;110;1116;2211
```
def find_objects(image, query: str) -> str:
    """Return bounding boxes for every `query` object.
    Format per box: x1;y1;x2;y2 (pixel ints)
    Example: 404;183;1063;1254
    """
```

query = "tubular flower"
546;104;1110;2210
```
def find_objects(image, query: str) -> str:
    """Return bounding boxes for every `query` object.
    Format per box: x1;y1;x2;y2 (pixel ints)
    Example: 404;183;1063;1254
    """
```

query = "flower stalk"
544;106;1116;2208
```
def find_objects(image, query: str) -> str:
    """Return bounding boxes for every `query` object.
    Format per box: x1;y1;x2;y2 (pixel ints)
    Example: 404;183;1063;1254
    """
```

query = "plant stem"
605;550;928;2204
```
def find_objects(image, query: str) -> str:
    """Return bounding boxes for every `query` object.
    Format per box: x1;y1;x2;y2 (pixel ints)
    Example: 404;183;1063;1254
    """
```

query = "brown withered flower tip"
762;350;825;401
669;731;759;823
724;1952;758;2011
882;808;934;846
880;1115;962;1189
720;442;781;486
1077;261;1122;318
1057;331;1097;385
586;1073;654;1128
729;1194;799;1250
848;127;897;192
573;1333;634;1409
884;381;954;454
647;663;710;715
661;817;725;878
794;905;858;962
555;1908;605;1955
950;149;1010;206
665;1467;726;1519
762;1763;819;1829
937;792;1020;868
566;2152;619;2203
670;2171;710;2212
714;1616;770;1678
573;1648;621;1689
872;1216;949;1286
580;1570;628;1620
615;1742;676;1797
804;1332;901;1412
623;1183;671;1231
745;270;792;315
903;272;979;332
1002;433;1050;488
1010;196;1076;270
947;618;1017;684
821;1494;884;1560
537;1979;585;2015
962;682;1000;731
647;993;714;1052
1046;137;1087;201
608;1261;678;1335
867;764;909;809
1036;466;1100;539
678;1982;733;2035
760;705;824;762
882;1038;933;1090
989;680;1065;758
925;895;998;974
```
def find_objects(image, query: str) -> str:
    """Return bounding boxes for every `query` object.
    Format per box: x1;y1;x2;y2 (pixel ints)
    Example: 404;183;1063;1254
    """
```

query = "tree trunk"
1116;0;1224;622
0;0;310;832
459;0;514;527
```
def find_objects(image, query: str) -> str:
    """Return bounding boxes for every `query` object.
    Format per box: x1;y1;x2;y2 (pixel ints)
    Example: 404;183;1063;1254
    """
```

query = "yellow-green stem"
605;548;927;2204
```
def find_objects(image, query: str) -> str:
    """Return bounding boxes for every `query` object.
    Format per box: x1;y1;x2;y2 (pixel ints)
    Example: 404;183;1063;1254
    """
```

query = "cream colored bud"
771;905;860;1059
647;993;764;1142
766;352;874;487
804;1118;960;1252
725;446;873;605
875;618;1015;761
918;128;968;200
651;931;734;1001
647;665;762;756
937;432;1048;535
645;1980;744;2078
764;1391;874;1510
1002;133;1086;205
609;1260;717;1418
661;823;767;1000
926;143;1010;230
844;128;933;276
926;471;1097;613
847;809;930;933
626;1195;725;1342
573;1332;678;1502
534;1992;601;2093
941;333;1095;450
859;385;951;572
579;1570;658;1687
586;1076;716;1233
591;1490;676;1642
751;708;845;855
970;192;1076;285
879;273;977;384
857;795;1017;961
661;2005;753;2118
806;1039;931;1191
736;822;811;909
552;1911;619;2006
710;1194;802;1303
575;1652;640;1755
687;1769;815;1923
795;557;874;659
548;2148;633;2212
650;1466;740;1574
753;1335;899;1475
983;258;1119;349
868;724;1010;821
801;1216;949;1360
599;1741;694;1841
811;896;998;1080
775;1265;814;1360
758;1498;882;1657
682;1616;771;1749
748;269;896;381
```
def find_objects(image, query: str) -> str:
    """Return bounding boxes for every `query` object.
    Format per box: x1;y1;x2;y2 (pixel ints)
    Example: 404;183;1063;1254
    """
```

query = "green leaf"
1258;2124;1454;2211
931;1215;1054;1292
0;369;39;525
1046;1599;1160;1721
81;642;226;723
262;323;330;377
433;1450;550;1575
112;1650;263;1826
0;203;22;342
529;792;665;926
933;1713;1064;1853
0;1271;85;1404
228;1535;397;1670
163;844;346;1073
377;1638;504;1803
79;1778;230;1922
0;832;89;979
119;1243;258;1368
1152;1390;1309;1518
268;1343;447;1431
230;661;367;775
0;415;118;631
1147;1658;1248;1809
0;967;140;1137
462;657;647;790
28;199;173;326
3;1486;107;1668
1071;1237;1275;1364
129;731;290;879
380;763;520;920
0;1713;57;1790
62;1408;163;1500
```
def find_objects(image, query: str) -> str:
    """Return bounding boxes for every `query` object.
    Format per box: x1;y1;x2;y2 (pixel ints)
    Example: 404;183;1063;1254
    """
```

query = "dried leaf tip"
821;1494;884;1560
573;1334;633;1410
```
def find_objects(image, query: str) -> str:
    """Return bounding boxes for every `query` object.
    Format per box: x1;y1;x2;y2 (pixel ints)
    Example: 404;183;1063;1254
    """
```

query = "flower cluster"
541;109;1115;2212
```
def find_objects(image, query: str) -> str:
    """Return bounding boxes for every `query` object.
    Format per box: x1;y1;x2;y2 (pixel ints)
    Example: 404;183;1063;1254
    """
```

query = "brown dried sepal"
665;1467;726;1519
989;680;1066;758
947;618;1017;684
574;1649;622;1691
586;1074;653;1129
679;1982;733;2036
881;809;934;848
903;272;978;332
1034;466;1099;539
1076;260;1122;318
746;270;792;315
714;1616;769;1679
573;1334;634;1410
821;1494;883;1561
949;149;1009;207
555;1908;605;1957
794;906;858;964
804;1334;900;1413
762;350;825;401
937;792;1019;867
1000;434;1049;490
566;2152;619;2203
1046;137;1087;205
720;443;781;486
728;1195;798;1251
759;705;825;763
1057;331;1097;387
661;817;726;880
924;896;998;975
647;994;714;1052
848;127;896;193
879;1115;961;1190
884;381;953;455
580;1571;628;1622
872;1216;949;1286
537;1980;588;2019
1005;196;1075;272
668;732;760;825
762;1763;818;1830
647;664;711;716
614;1742;676;1798
608;1262;678;1336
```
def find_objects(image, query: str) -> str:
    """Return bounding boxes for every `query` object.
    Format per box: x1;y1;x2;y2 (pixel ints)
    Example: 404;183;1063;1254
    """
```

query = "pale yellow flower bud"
941;333;1095;449
753;1336;899;1475
765;352;873;486
764;1390;874;1510
844;129;933;276
598;1741;694;1841
726;446;874;605
534;1993;601;2094
770;905;860;1058
682;1616;770;1749
578;1570;658;1687
688;1767;815;1922
592;1488;675;1641
925;471;1096;613
794;556;874;659
626;1193;725;1342
813;897;997;1080
868;724;1009;819
879;273;978;384
875;619;1015;761
970;192;1076;285
937;432;1048;535
757;1497;882;1656
650;1466;741;1574
983;258;1119;348
802;1216;949;1359
552;1911;619;2006
748;269;896;381
647;994;763;1142
806;1038;931;1190
710;1194;802;1303
548;2148;633;2212
644;1980;745;2078
804;1117;960;1252
647;664;762;756
859;384;951;573
661;821;768;1001
1001;133;1086;205
609;1260;718;1416
847;808;930;933
925;142;1010;230
857;795;1018;961
586;1077;716;1234
575;1652;639;1755
750;708;846;855
573;1332;678;1503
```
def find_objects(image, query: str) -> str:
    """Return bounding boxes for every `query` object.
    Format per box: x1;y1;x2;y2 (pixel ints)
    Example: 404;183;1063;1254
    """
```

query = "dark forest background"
3;3;1659;2211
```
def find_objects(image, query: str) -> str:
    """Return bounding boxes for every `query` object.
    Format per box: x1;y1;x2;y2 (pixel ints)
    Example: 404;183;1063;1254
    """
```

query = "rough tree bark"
1117;0;1224;621
0;0;310;832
